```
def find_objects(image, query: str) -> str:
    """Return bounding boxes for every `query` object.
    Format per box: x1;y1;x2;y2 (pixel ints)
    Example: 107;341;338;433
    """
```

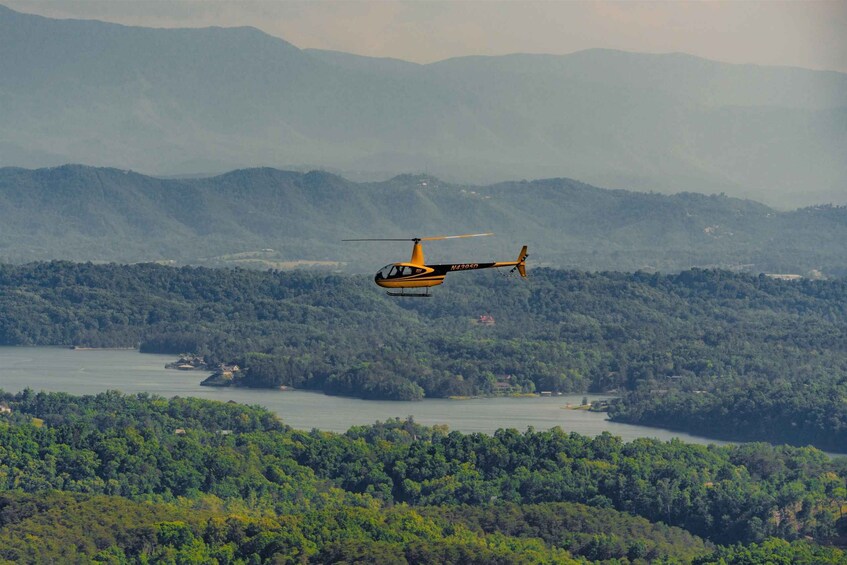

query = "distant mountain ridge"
1;164;845;276
0;4;845;207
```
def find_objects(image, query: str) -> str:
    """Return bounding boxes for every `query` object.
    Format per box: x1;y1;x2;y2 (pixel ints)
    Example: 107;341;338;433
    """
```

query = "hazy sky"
5;0;847;73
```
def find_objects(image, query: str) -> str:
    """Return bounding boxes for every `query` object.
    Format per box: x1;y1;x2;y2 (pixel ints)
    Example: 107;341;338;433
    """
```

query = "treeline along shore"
0;261;846;451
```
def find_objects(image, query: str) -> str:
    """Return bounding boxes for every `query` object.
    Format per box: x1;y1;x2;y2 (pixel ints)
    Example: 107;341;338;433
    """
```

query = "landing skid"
387;289;431;297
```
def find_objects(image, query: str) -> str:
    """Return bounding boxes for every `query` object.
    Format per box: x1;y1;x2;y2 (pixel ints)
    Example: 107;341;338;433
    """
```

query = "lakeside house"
201;364;242;387
219;364;240;378
493;381;512;391
165;354;208;370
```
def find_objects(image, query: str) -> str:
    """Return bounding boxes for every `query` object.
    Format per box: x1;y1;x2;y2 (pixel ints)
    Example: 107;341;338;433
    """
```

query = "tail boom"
433;245;528;277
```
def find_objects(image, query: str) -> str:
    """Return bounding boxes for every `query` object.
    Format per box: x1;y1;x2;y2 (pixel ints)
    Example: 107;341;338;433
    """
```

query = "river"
0;346;735;445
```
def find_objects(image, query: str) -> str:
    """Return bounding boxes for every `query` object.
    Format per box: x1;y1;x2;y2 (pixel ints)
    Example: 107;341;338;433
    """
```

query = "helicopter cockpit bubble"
375;265;395;280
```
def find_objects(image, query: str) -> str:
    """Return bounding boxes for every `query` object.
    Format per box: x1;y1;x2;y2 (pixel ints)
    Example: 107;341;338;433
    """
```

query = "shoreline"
70;346;138;351
3;346;843;456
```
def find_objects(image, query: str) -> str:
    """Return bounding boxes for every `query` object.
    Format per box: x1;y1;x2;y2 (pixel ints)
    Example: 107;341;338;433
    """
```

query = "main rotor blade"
421;232;494;241
343;233;494;242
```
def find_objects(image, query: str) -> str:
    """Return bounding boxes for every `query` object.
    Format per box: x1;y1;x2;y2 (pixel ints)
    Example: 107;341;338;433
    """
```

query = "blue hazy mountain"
0;4;845;208
1;164;845;276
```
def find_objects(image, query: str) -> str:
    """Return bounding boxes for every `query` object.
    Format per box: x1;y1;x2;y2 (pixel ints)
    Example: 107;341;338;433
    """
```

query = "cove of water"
0;346;736;446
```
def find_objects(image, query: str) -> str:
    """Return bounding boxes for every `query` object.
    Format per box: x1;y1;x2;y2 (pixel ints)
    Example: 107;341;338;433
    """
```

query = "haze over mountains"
1;164;845;276
1;4;845;209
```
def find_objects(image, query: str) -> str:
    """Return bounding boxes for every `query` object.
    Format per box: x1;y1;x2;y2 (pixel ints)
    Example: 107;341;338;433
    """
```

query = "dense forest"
0;391;845;563
1;261;846;450
2;165;847;275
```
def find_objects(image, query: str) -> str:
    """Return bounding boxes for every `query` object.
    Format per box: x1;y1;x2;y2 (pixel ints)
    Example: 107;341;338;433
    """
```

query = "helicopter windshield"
376;265;417;280
376;265;395;280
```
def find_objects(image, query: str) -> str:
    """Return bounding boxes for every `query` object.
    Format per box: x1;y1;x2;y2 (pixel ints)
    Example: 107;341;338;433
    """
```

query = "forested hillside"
2;165;846;275
1;261;846;450
0;391;845;562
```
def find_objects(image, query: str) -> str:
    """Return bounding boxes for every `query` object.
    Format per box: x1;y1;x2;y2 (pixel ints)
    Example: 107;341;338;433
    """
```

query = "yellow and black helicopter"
344;233;528;296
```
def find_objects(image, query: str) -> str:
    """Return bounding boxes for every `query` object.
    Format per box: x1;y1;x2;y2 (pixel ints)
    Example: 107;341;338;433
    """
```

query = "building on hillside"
477;315;496;326
765;274;803;281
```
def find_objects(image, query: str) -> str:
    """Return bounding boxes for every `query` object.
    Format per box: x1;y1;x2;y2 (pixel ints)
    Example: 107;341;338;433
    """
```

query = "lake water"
0;346;740;445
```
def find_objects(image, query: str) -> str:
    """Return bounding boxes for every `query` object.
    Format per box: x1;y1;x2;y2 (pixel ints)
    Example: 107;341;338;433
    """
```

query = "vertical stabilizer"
517;245;528;277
